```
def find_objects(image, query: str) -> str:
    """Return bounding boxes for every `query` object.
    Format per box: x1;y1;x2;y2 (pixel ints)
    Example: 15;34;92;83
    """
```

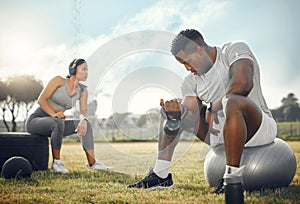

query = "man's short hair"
171;29;207;56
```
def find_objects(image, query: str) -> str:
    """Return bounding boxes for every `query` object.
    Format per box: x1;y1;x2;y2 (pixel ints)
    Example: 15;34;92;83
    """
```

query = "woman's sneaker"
50;159;69;174
127;168;174;190
86;160;112;170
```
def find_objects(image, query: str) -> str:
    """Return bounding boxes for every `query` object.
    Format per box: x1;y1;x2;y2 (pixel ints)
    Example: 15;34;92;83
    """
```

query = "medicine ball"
1;156;33;179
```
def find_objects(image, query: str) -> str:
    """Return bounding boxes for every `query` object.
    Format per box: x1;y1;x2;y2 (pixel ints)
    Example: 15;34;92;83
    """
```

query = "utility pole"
72;0;81;56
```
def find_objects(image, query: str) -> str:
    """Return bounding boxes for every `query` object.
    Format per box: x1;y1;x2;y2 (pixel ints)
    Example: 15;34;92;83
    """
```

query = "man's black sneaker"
214;178;225;194
127;169;174;190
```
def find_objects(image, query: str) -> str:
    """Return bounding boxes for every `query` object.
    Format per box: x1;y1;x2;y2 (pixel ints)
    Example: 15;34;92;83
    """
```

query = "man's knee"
222;94;248;115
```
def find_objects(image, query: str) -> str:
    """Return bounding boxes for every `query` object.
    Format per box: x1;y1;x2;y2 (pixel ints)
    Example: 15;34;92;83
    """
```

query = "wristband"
207;102;216;113
79;114;88;121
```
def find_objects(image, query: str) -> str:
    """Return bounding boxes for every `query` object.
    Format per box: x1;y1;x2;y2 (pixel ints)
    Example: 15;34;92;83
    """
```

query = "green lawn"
1;141;299;203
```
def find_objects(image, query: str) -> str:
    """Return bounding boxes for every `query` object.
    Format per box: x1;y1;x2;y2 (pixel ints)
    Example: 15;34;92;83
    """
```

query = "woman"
26;59;110;173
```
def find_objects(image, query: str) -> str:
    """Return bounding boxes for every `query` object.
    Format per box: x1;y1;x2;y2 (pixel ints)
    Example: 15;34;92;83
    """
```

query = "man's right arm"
161;96;209;142
181;96;209;142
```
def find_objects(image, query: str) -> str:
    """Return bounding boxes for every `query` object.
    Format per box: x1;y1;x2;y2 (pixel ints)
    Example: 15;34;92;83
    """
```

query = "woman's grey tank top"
48;80;85;111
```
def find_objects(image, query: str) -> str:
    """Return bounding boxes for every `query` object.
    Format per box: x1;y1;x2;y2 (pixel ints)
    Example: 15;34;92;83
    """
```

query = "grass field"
0;141;299;204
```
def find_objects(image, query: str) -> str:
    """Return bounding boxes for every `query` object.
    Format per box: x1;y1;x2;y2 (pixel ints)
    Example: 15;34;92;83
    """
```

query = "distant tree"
282;104;300;122
106;112;129;141
0;80;7;101
135;109;160;138
0;80;10;131
11;76;43;120
281;93;299;106
136;109;160;128
271;93;300;122
3;75;43;131
271;107;285;122
136;114;148;128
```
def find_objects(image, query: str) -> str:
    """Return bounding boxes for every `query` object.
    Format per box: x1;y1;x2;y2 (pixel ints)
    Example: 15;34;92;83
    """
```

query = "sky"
0;0;299;118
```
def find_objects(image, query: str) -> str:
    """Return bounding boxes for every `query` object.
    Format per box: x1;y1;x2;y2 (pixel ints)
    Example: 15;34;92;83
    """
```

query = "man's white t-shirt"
181;42;274;146
181;41;272;117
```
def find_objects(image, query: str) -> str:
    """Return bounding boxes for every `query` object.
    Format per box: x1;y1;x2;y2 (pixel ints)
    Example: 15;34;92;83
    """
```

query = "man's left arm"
227;58;254;96
210;58;254;112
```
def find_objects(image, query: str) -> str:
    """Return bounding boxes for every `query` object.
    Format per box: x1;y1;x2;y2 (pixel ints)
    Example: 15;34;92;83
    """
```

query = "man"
128;29;277;203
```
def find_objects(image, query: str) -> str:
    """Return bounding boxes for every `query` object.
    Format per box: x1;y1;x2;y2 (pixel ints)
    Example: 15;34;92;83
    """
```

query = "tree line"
271;93;300;122
0;74;299;132
0;75;43;131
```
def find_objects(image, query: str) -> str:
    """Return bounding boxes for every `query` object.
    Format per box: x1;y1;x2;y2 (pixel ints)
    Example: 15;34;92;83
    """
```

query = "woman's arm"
79;87;88;117
76;87;88;136
38;76;65;118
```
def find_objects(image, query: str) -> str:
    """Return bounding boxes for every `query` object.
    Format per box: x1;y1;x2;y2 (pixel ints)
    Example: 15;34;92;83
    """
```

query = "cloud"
0;0;243;118
1;0;230;79
110;0;230;34
85;0;232;116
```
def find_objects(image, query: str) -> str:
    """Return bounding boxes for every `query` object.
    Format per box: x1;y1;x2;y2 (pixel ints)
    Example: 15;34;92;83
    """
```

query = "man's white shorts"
209;110;277;148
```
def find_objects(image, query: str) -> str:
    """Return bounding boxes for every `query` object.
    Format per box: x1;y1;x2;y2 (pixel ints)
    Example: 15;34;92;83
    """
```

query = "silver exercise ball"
204;138;297;191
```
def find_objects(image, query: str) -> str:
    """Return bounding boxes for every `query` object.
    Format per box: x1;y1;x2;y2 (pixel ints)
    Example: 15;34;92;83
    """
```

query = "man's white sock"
223;165;245;184
153;159;171;179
